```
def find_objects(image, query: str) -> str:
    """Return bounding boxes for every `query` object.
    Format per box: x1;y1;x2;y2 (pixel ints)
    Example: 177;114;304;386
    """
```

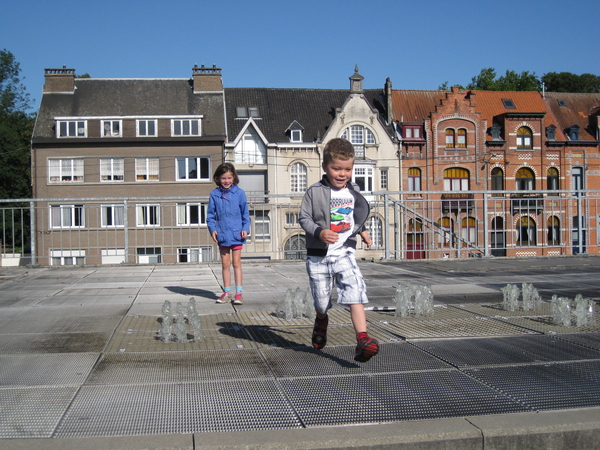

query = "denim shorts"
306;250;368;315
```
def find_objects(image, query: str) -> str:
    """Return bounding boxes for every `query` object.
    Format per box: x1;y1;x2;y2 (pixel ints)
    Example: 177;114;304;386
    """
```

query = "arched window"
290;162;307;193
517;126;533;149
461;217;477;246
547;167;559;195
491;167;504;195
516;167;535;191
408;167;421;192
457;128;467;148
517;216;536;246
284;235;306;260
445;129;455;148
437;217;454;247
548;216;560;246
341;125;375;157
368;216;383;248
444;168;469;191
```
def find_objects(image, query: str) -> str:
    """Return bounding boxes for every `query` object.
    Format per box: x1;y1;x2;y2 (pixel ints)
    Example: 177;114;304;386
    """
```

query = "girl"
207;163;250;305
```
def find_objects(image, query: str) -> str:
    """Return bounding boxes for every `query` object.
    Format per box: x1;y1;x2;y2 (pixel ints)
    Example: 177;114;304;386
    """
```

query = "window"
136;158;159;181
517;127;533;149
251;210;270;240
548;216;560;246
290;162;307;193
353;165;374;193
235;127;266;165
100;158;124;181
368;216;383;248
341;125;376;157
445;129;455;148
49;158;84;183
137;247;161;264
51;204;84;228
380;169;388;190
517;216;536;246
178;247;211;263
102;120;122;137
137;119;157;137
457;129;467;148
491;167;504;194
502;99;516;109
572;166;584;196
408;168;421;192
516;167;535;191
176;157;210;181
172;119;201;136
101;204;125;227
443;168;469;191
437;217;454;248
461;217;477;246
136;204;160;226
490;217;506;256
547;167;559;195
57;120;86;137
236;106;259;118
285;211;299;226
177;203;207;226
403;125;422;139
290;129;302;142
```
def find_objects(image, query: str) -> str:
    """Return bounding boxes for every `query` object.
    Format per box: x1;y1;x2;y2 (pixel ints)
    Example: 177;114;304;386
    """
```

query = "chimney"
43;67;75;93
192;64;223;93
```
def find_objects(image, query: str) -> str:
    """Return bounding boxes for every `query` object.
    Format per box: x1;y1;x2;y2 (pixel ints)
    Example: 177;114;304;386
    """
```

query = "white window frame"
101;204;125;228
290;129;302;143
177;202;207;226
50;249;85;266
172;118;202;137
353;165;374;193
101;120;122;137
136;119;157;137
178;246;212;263
176;157;210;181
136;204;160;227
285;211;299;226
251;210;270;241
49;158;84;183
290;162;307;193
368;216;383;248
100;158;124;182
57;120;87;138
341;125;376;158
137;247;161;264
136;158;159;181
380;169;388;190
50;204;84;229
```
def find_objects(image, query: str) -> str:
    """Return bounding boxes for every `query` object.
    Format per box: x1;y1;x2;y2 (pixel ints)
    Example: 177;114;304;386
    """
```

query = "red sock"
357;331;368;342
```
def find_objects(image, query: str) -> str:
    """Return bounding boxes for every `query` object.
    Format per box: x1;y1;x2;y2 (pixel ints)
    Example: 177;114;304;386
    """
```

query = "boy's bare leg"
349;303;368;334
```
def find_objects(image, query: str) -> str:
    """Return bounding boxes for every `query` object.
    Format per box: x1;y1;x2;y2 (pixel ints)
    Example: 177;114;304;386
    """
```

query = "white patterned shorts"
306;251;368;315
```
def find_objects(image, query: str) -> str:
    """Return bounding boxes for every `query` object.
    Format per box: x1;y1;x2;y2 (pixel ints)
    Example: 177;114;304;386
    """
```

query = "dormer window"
490;123;502;140
567;124;580;141
172;118;202;136
236;106;259;118
102;120;122;137
137;119;157;137
57;120;87;138
290;130;302;142
546;124;557;141
402;123;423;140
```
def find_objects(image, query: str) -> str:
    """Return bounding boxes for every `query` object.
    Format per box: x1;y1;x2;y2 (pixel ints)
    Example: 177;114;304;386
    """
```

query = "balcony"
246;191;270;204
510;193;544;215
441;193;474;213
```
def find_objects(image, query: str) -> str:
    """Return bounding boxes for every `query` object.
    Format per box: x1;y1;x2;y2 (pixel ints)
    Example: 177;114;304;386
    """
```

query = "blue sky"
3;0;599;112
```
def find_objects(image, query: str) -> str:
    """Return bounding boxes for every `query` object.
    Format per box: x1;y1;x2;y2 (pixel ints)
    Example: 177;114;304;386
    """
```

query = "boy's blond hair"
322;138;355;165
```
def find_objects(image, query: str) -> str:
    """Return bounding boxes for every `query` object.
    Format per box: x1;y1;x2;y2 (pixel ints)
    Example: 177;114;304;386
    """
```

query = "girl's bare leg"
219;247;232;289
231;248;243;288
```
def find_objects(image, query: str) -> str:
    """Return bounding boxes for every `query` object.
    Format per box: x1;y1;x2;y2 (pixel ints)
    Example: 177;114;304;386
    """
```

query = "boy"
299;138;379;362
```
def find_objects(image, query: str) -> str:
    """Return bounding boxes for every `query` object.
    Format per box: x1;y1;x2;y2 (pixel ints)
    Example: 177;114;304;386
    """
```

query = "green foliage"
465;68;541;91
541;72;600;93
0;49;34;200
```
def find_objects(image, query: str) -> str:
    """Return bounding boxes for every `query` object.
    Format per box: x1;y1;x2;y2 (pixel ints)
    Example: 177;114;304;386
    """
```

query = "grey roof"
33;78;226;139
224;88;390;144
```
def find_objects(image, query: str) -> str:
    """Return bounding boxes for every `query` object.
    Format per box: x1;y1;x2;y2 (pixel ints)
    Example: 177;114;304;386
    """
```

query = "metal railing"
0;189;597;266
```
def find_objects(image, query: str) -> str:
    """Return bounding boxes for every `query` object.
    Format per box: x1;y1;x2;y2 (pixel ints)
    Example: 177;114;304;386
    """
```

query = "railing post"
483;193;490;256
383;194;390;260
29;201;37;266
124;199;129;263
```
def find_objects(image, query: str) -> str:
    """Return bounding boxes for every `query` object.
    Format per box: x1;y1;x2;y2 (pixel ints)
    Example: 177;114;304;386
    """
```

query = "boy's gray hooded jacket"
299;175;370;257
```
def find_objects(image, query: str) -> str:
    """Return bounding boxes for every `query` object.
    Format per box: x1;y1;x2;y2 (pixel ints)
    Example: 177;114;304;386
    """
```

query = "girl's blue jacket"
207;184;251;247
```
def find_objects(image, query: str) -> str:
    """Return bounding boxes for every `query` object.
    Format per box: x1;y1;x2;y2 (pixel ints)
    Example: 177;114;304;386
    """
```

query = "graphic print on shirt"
330;197;353;234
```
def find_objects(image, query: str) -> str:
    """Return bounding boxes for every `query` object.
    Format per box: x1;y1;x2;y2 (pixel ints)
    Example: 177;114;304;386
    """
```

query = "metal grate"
411;335;600;368
87;350;273;385
0;353;98;386
279;370;530;426
54;380;302;437
0;332;112;354
0;387;79;438
464;363;600;411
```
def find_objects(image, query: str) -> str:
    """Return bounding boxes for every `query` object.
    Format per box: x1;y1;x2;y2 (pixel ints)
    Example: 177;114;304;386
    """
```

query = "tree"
542;72;600;93
465;68;541;91
0;49;34;200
